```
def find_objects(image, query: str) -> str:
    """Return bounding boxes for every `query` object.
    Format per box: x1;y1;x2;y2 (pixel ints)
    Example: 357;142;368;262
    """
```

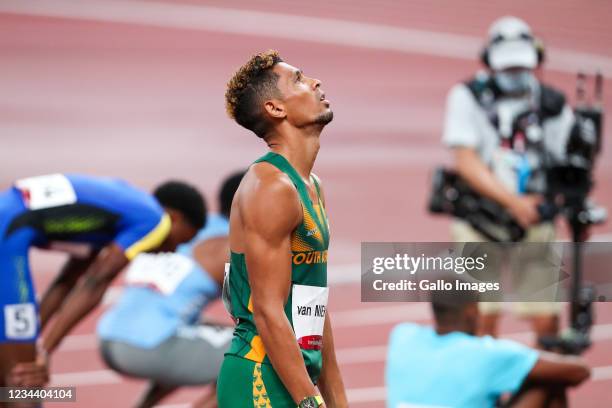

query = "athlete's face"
166;208;198;250
270;62;333;128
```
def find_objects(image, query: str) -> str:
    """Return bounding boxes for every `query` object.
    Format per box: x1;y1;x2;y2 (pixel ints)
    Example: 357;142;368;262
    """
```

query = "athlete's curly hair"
225;50;284;138
154;181;207;230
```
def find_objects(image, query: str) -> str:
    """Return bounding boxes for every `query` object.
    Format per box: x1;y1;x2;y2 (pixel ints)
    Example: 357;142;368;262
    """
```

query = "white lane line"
1;0;611;76
590;233;612;242
58;304;429;352
47;366;612;406
102;286;123;306
60;304;430;351
332;303;429;328
49;228;612;294
50;369;122;386
54;366;380;407
338;344;387;364
59;333;99;352
348;386;387;403
335;322;612;365
593;365;612;381
504;323;612;345
58;318;612;358
328;263;361;285
99;261;361;306
49;366;395;398
98;262;364;306
156;405;190;408
347;366;612;403
329;231;612;287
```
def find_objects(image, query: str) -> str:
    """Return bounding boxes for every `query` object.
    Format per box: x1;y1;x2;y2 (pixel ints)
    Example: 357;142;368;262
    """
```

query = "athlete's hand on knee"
8;350;50;386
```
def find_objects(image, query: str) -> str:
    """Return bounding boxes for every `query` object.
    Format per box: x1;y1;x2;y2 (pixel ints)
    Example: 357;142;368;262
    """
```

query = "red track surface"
1;1;612;407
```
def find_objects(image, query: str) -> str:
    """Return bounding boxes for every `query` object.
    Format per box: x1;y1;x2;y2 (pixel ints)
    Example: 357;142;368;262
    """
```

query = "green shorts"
217;355;295;408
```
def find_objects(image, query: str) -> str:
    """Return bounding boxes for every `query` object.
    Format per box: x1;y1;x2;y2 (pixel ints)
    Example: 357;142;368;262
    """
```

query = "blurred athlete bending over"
1;174;203;398
97;171;244;408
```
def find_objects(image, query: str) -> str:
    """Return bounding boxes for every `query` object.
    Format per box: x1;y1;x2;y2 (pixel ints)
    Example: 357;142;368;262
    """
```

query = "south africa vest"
225;152;330;383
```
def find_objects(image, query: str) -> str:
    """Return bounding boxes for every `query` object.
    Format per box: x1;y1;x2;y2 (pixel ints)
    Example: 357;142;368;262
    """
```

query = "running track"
1;1;612;406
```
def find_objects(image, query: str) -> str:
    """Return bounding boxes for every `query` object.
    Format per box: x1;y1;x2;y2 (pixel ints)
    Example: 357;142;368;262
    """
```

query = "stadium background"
1;0;611;406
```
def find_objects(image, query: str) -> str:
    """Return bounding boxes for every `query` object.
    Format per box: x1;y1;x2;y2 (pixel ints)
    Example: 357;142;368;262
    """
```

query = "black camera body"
429;167;527;242
430;79;605;243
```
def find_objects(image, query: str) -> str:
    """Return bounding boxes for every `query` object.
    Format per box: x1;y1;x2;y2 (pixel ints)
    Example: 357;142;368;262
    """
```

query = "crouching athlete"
97;171;244;408
2;174;204;398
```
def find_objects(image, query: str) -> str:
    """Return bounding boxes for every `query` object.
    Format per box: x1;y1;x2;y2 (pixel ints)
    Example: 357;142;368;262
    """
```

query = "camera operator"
442;16;576;340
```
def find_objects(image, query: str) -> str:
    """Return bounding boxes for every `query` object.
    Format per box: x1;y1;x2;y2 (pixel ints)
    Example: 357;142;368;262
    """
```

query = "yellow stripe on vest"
245;335;266;363
125;213;171;260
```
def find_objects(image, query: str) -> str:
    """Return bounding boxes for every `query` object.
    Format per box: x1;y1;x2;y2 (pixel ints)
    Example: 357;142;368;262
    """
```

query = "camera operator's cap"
487;16;538;70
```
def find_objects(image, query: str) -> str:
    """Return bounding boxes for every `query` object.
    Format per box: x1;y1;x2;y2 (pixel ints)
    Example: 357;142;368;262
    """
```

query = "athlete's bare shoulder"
239;162;296;202
237;162;301;235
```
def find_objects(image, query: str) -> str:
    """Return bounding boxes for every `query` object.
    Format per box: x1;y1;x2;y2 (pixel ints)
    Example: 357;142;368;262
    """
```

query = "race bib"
15;174;77;210
125;253;194;295
292;284;329;351
4;303;37;340
222;263;233;317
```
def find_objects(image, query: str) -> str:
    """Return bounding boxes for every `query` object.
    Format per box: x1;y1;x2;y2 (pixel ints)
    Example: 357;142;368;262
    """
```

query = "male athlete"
1;174;204;394
218;51;348;408
97;171;244;408
387;281;590;407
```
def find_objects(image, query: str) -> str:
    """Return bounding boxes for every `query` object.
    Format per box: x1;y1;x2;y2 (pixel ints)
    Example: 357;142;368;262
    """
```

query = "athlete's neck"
155;238;176;253
265;126;321;178
435;316;476;336
435;323;473;336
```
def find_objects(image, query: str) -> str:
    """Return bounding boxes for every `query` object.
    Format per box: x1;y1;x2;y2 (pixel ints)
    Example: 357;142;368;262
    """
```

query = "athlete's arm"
41;243;129;354
39;253;98;330
242;171;320;404
526;351;590;386
453;147;540;228
10;245;127;386
317;313;348;407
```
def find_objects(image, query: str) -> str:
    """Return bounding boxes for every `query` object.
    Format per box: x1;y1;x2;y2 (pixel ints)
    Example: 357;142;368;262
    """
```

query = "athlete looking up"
3;175;204;393
217;51;348;408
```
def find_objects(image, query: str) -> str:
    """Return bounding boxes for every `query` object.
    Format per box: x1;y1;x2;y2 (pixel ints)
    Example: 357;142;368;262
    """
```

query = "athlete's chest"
292;201;329;251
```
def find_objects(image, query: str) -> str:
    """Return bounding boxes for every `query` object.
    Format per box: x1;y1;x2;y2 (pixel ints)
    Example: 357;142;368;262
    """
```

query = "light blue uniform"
97;214;229;348
386;323;538;408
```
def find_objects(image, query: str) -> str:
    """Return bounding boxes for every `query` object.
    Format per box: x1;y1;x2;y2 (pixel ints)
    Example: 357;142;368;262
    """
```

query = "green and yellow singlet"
225;152;330;383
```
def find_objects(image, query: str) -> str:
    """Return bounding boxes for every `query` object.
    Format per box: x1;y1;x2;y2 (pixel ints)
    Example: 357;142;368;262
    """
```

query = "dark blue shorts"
0;188;39;343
